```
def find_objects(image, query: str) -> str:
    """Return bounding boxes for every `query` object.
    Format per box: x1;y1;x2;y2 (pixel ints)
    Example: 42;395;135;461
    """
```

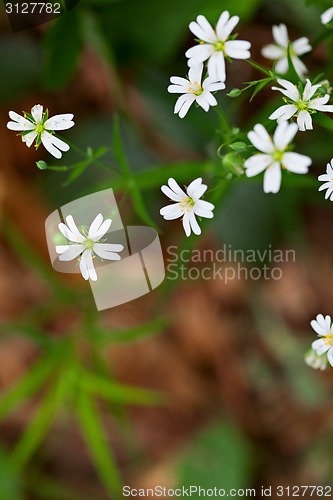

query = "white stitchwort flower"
310;314;333;368
160;178;214;237
304;349;328;371
245;121;312;193
168;64;225;118
7;104;74;159
269;79;333;131
318;159;333;200
321;7;333;25
185;11;251;82
261;24;311;77
55;214;124;281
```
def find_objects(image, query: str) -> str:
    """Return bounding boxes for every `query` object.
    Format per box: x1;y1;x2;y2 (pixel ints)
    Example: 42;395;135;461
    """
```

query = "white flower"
185;11;251;82
304;349;328;371
244;122;312;193
261;24;311;77
321;7;333;25
55;213;124;281
318;159;333;200
160;178;214;237
269;79;333;131
7;104;74;159
168;64;225;118
310;314;333;367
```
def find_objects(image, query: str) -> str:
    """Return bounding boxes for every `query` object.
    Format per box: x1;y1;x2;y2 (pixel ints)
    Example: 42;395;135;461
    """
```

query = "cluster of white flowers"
306;314;333;371
168;11;251;118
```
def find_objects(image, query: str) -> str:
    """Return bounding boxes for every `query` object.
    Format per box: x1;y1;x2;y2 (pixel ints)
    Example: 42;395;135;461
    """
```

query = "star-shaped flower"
160;178;214;237
261;24;311;77
310;314;333;368
185;11;251;83
318;159;333;200
244;122;312;193
7;104;74;159
269;78;333;131
168;64;225;118
56;213;124;281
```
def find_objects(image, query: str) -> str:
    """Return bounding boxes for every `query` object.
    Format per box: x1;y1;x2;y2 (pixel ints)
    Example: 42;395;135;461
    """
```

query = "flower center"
188;81;203;96
85;238;95;250
36;123;44;134
273;150;284;162
179;197;195;213
214;40;225;52
296;99;308;111
324;334;333;345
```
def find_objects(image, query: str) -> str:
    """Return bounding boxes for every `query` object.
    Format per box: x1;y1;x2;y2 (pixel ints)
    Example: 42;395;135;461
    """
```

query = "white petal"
44;113;75;131
175;94;195;118
245;154;273;177
272;79;300;101
88;214;113;241
224;40;251;59
80;249;97;281
31;104;43;123
189;212;201;235
269;104;297;123
64;215;86;243
168;84;189;94
188;179;207;200
291;37;312;56
282;152;311;173
215;11;230;39
7;111;35;131
189;16;216;43
272;24;289;47
160;203;182;218
203;78;225;92
303;80;321;101
297;110;312;131
263;163;281;193
195;199;215;212
185;44;214;63
311;318;327;336
207;52;226;82
309;96;333;112
168;178;187;198
321;7;333;25
275;57;289;75
248;124;274;154
161;186;183;202
273;121;298;151
201;91;217;107
22;131;37;148
291;56;308;77
217;14;239;41
170;76;189;86
328;348;333;367
57;244;85;261
93;243;123;260
196;94;210;112
188;64;203;84
182;212;191;237
41;131;69;159
261;44;285;60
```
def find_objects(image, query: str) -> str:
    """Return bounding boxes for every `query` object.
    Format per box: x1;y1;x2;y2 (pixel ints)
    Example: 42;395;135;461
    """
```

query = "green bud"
222;152;245;176
230;142;247;152
36;160;48;170
227;88;242;98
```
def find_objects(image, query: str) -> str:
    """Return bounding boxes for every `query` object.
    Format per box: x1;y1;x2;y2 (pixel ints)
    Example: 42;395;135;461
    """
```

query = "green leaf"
0;355;58;422
81;372;163;405
286;42;302;83
0;448;23;500
227;88;242;98
91;317;167;344
9;373;71;471
178;422;255;491
75;391;122;496
112;116;159;229
42;8;83;90
313;112;333;130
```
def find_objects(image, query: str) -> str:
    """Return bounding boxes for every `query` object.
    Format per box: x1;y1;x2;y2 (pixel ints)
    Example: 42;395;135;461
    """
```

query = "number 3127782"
6;3;61;14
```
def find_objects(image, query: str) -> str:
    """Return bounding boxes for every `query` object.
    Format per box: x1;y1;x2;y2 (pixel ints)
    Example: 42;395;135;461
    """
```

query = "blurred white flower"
160;178;214;237
245;122;312;193
185;11;251;82
261;24;311;77
318;159;333;200
168;64;225;118
7;104;74;159
269;78;333;131
304;349;328;371
321;7;333;25
311;314;333;367
56;214;123;281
